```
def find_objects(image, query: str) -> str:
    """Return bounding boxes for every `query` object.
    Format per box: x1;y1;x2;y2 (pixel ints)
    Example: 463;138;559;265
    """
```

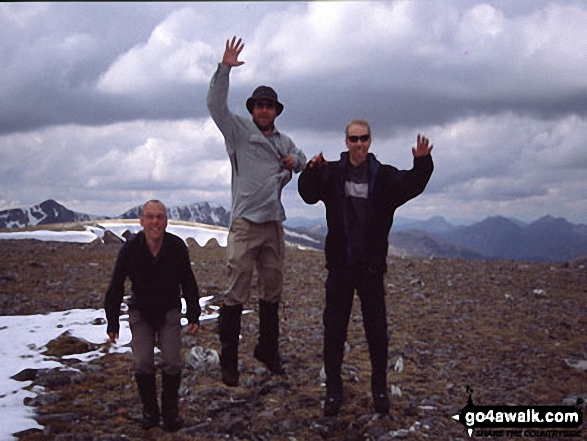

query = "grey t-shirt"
345;161;369;265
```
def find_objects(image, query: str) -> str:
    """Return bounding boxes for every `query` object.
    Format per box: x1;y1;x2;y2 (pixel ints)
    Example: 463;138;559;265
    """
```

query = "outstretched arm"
222;36;245;68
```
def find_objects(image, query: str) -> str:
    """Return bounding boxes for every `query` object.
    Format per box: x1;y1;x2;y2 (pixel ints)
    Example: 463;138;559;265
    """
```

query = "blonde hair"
345;119;371;137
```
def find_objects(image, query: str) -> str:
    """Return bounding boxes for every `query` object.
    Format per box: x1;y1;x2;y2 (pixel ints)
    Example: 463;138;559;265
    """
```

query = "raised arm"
388;135;434;207
207;37;245;144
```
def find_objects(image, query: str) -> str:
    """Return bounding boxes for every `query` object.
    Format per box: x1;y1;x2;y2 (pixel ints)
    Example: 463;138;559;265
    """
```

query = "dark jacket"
104;231;201;334
298;151;433;273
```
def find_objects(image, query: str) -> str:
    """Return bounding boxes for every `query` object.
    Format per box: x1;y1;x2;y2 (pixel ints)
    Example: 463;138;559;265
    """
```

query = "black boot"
254;300;285;375
135;373;160;430
219;304;242;386
161;372;182;432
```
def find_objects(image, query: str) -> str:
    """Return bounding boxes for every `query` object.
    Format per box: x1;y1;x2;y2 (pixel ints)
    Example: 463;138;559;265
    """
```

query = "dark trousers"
323;266;389;396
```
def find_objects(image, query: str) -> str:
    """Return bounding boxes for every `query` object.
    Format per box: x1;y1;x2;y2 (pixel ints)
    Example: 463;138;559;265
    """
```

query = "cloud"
0;118;232;216
1;1;587;225
97;8;218;95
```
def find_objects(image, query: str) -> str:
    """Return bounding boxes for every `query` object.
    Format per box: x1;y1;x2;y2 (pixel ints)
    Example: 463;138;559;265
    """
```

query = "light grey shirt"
207;64;306;224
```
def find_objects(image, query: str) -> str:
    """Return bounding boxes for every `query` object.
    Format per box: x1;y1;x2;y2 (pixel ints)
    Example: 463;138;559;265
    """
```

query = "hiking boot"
161;372;182;432
255;300;285;375
219;304;242;387
221;368;239;387
323;394;343;417
140;410;160;430
253;345;285;375
135;373;160;430
373;393;390;414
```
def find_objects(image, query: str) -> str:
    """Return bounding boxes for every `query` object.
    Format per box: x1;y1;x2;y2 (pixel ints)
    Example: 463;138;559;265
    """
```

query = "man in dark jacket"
298;119;433;416
104;200;200;431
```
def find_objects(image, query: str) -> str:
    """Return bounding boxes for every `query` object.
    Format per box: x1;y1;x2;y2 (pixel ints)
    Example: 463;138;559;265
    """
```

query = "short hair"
345;119;371;137
140;200;167;217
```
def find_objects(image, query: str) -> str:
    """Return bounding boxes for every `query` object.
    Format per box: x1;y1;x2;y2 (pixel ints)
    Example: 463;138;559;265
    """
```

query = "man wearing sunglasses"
298;120;433;417
207;37;306;387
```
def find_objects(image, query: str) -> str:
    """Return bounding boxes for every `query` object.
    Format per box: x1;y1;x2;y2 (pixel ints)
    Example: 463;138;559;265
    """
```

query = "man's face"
140;202;168;242
346;123;372;166
252;100;278;132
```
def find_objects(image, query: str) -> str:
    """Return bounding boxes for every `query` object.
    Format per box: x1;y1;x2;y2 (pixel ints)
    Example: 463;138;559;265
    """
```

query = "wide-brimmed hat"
246;86;284;116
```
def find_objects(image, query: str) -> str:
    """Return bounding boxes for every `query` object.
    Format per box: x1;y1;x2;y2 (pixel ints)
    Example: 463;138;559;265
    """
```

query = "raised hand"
412;134;433;157
308;152;328;170
222;36;245;68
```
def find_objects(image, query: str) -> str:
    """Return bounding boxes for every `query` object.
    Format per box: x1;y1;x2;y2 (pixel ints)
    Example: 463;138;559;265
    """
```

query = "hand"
222;36;245;68
283;154;296;171
412;134;433;157
107;332;118;343
187;323;200;336
308;152;327;171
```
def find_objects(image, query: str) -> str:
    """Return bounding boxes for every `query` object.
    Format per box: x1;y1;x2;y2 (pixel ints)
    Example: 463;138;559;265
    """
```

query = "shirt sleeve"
284;136;307;174
389;155;434;208
298;162;326;205
179;243;201;325
207;63;240;150
104;244;129;335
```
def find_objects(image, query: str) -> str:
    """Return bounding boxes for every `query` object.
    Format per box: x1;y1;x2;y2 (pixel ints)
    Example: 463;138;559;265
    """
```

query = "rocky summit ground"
1;238;586;440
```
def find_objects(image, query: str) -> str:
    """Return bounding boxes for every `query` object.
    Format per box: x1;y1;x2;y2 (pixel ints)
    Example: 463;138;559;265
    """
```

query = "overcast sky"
1;1;586;225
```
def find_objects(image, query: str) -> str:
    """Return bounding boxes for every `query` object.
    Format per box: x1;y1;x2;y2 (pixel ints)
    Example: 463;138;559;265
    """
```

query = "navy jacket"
298;151;433;273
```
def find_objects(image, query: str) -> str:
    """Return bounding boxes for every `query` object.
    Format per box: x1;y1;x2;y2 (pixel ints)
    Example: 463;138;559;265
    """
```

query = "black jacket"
298;151;433;273
104;231;200;334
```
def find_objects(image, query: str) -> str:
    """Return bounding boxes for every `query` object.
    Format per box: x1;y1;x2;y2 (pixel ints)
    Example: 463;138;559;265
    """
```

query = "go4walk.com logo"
452;386;584;438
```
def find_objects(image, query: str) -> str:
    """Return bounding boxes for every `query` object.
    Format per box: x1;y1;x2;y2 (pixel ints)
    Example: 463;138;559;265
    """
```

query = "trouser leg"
218;303;243;386
156;308;183;431
159;308;183;376
357;271;389;395
129;309;156;375
323;268;355;397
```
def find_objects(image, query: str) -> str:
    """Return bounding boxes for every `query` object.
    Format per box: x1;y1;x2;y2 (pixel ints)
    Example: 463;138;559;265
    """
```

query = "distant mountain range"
1;200;586;263
119;201;231;227
0;199;230;229
284;214;587;263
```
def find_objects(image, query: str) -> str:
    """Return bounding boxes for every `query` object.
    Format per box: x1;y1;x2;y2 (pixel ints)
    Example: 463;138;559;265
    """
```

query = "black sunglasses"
347;134;370;143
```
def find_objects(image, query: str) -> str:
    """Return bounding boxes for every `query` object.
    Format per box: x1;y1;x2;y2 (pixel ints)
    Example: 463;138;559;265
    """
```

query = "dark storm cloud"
1;1;587;224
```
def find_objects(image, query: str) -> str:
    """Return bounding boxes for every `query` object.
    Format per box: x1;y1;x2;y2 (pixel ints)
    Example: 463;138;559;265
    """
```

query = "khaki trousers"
129;308;183;376
224;218;285;306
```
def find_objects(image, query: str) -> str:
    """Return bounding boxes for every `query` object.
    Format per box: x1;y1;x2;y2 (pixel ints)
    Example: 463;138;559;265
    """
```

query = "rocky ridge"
1;238;586;440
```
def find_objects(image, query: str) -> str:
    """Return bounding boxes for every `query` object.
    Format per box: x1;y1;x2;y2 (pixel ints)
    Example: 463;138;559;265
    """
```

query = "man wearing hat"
207;36;306;387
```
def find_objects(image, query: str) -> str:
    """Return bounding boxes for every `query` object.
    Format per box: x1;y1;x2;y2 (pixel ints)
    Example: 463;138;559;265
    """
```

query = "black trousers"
323;266;389;396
